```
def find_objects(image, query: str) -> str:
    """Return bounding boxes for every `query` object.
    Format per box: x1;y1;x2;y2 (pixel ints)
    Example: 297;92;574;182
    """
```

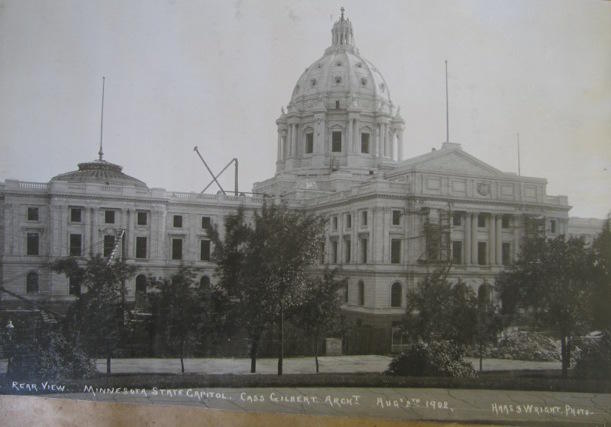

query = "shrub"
490;330;560;361
574;331;611;380
7;330;97;381
385;340;476;377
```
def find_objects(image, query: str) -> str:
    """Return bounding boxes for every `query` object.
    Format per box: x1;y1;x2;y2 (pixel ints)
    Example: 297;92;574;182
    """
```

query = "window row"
328;238;403;264
23;271;213;298
450;241;512;265
24;207;214;230
330;210;370;232
328;238;368;264
344;281;403;308
25;233;211;261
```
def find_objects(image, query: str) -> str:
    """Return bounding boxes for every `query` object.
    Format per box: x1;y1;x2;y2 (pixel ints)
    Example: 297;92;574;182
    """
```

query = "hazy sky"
1;0;609;218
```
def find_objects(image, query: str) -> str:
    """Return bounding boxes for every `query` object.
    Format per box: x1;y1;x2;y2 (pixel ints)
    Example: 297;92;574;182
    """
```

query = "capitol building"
0;11;601;352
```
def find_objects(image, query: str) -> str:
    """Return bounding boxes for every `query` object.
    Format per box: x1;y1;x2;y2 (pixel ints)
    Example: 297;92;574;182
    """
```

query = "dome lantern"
328;7;357;54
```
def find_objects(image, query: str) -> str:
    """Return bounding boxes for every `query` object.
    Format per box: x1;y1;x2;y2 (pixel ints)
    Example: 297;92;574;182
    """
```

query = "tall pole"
99;76;106;161
234;158;239;196
517;132;521;176
445;60;449;143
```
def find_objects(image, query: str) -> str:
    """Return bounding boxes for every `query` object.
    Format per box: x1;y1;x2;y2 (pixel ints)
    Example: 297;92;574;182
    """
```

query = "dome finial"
98;76;106;161
330;7;354;50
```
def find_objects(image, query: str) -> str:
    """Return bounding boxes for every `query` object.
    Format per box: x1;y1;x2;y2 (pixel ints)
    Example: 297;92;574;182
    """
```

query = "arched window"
358;280;365;306
478;282;493;305
391;282;402;307
135;274;147;307
26;271;39;294
200;275;211;288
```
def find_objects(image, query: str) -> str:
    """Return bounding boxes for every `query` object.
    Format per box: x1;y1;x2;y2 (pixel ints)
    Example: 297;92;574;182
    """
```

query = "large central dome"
254;9;405;198
288;9;393;115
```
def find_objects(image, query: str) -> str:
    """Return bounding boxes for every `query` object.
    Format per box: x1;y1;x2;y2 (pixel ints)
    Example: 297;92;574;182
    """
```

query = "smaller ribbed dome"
50;159;147;188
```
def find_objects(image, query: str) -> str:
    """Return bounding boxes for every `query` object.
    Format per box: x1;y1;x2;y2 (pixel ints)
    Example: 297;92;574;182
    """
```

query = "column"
375;125;381;157
397;129;404;161
488;214;495;265
90;207;96;257
496;215;503;265
276;131;282;161
471;213;478;264
353;118;359;152
464;212;472;265
513;216;521;261
127;208;135;260
293;124;298;157
346;119;352;153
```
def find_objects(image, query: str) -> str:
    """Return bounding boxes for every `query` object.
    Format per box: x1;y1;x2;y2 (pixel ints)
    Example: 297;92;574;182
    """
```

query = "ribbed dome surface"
288;9;393;114
50;160;147;188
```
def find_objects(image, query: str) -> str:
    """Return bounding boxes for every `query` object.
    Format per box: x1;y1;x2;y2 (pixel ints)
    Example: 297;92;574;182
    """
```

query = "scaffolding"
419;205;453;265
523;215;545;240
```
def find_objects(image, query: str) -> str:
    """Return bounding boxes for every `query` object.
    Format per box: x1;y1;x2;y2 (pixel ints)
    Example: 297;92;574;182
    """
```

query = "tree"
209;202;325;375
403;269;477;346
496;235;596;377
149;267;202;374
474;282;502;372
296;268;346;373
208;207;264;373
402;268;502;372
591;219;611;332
52;255;136;375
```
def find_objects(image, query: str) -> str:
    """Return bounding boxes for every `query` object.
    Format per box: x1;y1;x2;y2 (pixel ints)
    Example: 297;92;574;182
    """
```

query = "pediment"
396;148;505;178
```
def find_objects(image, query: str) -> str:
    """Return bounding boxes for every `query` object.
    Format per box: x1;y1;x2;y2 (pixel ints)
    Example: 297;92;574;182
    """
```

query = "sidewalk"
0;355;561;375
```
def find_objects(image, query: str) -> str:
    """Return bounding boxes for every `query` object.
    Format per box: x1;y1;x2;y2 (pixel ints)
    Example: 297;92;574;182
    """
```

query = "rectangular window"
136;236;147;259
478;214;486;228
550;220;556;234
452;241;462;264
331;240;338;264
173;215;183;228
502;242;511;265
391;239;401;264
172;238;183;260
27;207;39;221
360;238;368;263
392;210;401;226
69;277;81;296
332;216;338;231
320;241;325;264
71;208;82;223
361;211;368;227
26;233;39;256
201;240;211;261
103;235;115;257
358;282;365;306
332;131;342;152
137;211;148;226
344;239;351;263
452;213;462;226
361;133;370;153
105;210;115;224
69;234;82;257
501;215;510;229
345;213;352;229
305;132;314;154
201;216;211;229
478;242;487;265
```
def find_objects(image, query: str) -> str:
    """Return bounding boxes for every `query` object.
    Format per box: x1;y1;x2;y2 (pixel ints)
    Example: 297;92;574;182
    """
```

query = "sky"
0;0;609;218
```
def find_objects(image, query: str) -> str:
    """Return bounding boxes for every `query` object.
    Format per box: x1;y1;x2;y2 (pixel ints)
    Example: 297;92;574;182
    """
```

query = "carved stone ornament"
477;182;491;196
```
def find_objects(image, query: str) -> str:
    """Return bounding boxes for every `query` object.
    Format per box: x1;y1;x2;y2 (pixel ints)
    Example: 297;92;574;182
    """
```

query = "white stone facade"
0;11;585;352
